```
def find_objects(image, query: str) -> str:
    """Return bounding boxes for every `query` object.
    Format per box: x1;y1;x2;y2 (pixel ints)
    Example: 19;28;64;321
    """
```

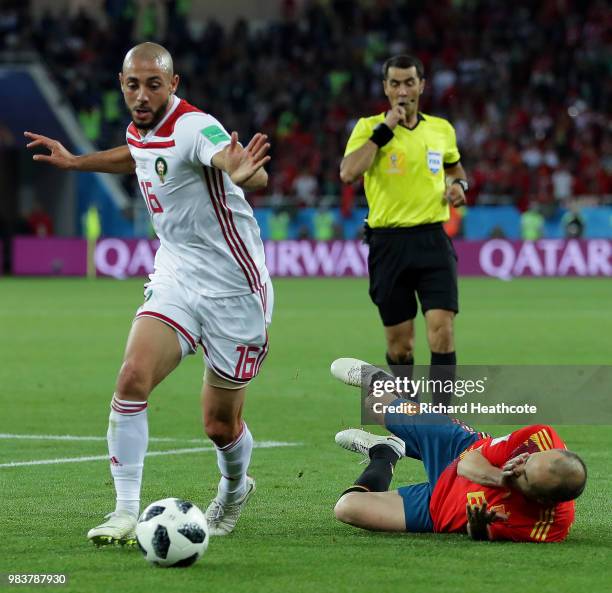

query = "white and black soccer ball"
136;498;209;567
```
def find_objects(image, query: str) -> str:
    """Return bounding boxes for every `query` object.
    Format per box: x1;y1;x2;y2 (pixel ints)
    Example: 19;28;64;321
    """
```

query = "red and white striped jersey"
126;95;269;296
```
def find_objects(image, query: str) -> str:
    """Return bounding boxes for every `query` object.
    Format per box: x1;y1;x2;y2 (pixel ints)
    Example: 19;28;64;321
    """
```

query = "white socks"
107;394;148;518
107;395;252;512
215;423;253;504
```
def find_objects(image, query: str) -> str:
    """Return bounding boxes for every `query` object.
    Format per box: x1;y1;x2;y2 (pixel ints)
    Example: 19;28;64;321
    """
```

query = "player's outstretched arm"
212;132;270;191
24;132;136;174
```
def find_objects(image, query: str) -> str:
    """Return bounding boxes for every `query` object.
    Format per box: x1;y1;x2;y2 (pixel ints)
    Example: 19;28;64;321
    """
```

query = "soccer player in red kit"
331;359;586;542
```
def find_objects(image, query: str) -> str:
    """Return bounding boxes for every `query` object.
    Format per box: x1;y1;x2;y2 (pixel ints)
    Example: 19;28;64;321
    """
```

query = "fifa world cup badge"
155;157;168;183
386;151;405;174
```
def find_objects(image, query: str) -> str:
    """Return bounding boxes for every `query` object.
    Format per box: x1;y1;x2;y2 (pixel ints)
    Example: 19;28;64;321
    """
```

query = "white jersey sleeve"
173;113;232;167
126;96;268;297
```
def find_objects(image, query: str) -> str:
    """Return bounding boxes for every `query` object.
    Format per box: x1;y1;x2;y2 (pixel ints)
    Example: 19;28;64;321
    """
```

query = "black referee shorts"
367;223;458;326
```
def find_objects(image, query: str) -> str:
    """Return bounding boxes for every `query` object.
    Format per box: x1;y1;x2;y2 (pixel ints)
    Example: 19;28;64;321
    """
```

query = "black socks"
385;351;457;407
386;352;416;400
341;444;400;496
386;352;414;381
430;351;456;407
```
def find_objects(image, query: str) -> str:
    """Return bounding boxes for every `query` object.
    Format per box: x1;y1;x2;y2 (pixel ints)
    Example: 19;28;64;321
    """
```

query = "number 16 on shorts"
234;345;264;380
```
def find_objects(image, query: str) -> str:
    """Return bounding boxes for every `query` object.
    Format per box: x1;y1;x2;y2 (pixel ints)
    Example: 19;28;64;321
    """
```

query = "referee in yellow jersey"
340;55;468;405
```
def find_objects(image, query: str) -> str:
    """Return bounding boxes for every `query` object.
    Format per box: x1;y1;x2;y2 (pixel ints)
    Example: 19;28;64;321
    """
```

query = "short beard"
132;97;171;132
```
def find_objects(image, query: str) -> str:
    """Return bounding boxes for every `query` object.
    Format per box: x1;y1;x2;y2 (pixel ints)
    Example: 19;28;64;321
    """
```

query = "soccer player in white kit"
25;43;273;543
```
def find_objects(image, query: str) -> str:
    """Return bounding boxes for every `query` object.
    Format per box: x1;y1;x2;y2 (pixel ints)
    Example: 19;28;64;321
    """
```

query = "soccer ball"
136;498;209;567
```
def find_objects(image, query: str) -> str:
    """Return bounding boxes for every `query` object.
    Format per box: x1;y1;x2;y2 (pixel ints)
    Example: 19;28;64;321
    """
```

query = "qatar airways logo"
479;239;611;280
264;240;369;277
90;238;612;279
95;238;160;279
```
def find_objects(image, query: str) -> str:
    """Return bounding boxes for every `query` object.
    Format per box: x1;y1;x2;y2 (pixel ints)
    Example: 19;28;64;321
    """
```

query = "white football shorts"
135;275;273;385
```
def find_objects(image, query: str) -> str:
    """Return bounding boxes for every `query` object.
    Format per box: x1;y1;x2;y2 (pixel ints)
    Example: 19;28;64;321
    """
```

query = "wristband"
369;123;394;148
452;178;469;193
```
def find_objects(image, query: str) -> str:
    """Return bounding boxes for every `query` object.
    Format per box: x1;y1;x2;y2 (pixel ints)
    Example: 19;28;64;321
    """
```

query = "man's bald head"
546;450;587;502
527;449;587;503
123;42;174;77
119;42;179;132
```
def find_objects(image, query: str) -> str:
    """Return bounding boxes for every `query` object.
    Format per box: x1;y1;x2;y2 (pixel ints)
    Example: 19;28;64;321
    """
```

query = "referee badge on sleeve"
427;150;442;174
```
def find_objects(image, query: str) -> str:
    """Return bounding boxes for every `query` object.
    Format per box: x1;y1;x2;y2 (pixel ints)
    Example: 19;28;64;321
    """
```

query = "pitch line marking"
0;441;300;468
0;433;209;443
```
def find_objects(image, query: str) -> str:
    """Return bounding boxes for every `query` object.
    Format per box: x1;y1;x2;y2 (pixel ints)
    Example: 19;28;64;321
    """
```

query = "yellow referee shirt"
344;112;460;228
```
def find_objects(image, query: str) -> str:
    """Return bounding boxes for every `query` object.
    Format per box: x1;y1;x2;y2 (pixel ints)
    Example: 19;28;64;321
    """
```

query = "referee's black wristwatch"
452;178;469;193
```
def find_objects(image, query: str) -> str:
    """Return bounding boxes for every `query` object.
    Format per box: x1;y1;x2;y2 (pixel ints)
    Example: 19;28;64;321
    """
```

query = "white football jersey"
126;95;269;297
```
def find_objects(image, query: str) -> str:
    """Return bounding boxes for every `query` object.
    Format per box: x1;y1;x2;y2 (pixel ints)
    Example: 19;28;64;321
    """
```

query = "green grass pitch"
1;277;611;593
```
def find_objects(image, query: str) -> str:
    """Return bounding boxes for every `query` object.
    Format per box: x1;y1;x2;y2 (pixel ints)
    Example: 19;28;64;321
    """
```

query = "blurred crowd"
1;0;610;211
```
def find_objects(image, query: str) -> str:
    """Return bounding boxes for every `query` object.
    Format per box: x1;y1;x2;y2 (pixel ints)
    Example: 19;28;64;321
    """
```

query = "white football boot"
330;358;395;393
335;428;406;460
205;476;256;536
87;511;137;547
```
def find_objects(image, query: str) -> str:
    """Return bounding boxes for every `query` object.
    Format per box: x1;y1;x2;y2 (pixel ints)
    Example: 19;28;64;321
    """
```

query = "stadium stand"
0;0;610;239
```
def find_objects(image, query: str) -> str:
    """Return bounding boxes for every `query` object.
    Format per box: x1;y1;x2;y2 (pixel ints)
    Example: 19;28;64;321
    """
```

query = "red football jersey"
429;425;576;542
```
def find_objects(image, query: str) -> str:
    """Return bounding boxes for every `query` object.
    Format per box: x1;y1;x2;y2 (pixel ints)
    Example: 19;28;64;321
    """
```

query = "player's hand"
466;502;507;540
467;502;508;523
501;452;530;482
225;131;271;186
24;131;78;169
384;105;407;129
445;182;466;208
